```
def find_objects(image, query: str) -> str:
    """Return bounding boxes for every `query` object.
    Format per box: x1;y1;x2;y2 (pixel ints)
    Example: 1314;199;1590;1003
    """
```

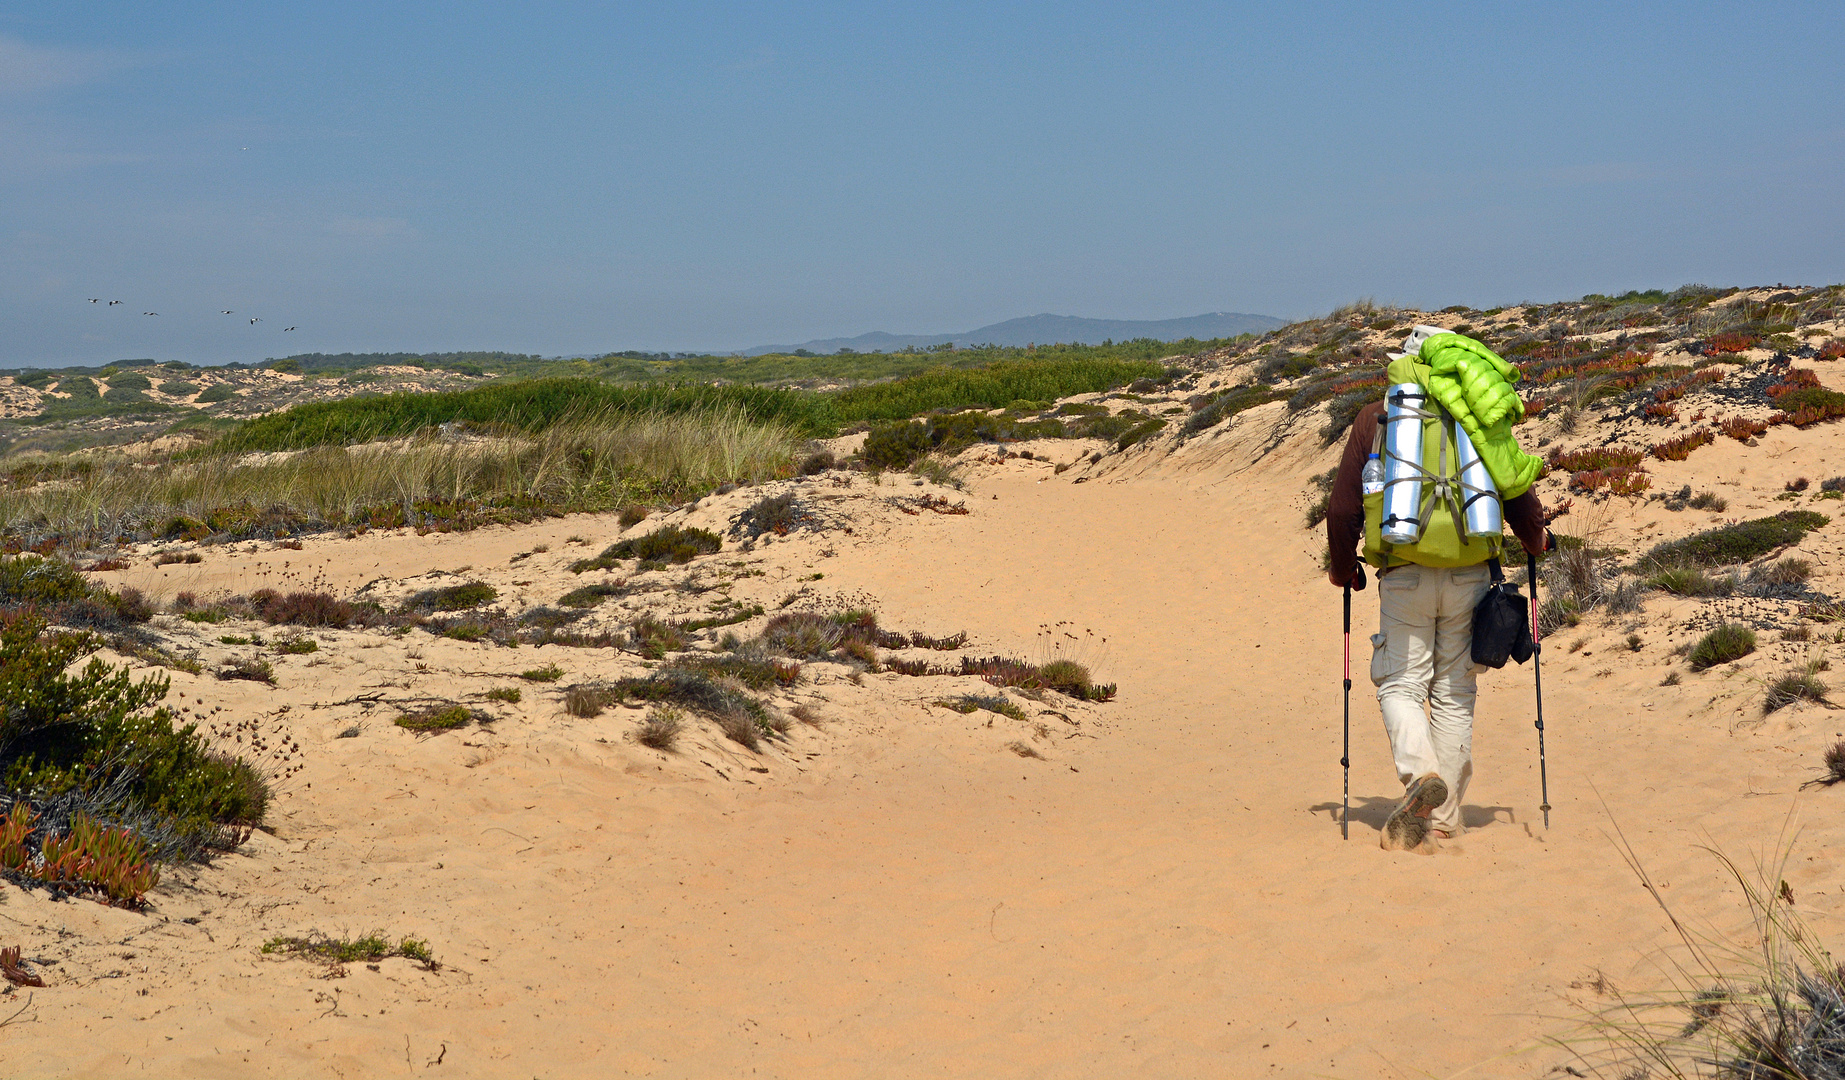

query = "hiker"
1325;326;1550;851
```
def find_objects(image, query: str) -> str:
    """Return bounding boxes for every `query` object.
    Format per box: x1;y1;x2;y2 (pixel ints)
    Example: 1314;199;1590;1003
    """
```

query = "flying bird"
250;317;261;324
283;326;297;331
108;300;122;306
221;310;234;315
88;298;100;303
143;311;158;316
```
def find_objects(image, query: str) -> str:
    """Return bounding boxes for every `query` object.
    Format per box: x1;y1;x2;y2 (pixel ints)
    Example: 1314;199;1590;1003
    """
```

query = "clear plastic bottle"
1361;453;1385;495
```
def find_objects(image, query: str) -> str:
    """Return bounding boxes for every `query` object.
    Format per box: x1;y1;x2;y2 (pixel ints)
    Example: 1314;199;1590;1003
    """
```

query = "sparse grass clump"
519;663;564;682
1688;624;1757;671
1764;661;1828;713
600;669;776;751
393;704;473;732
1689;491;1728;511
273;636;318;655
1817;739;1845;786
1644;561;1735;597
485;686;521;703
635;706;683;750
1751;557;1813;586
1642;511;1827;569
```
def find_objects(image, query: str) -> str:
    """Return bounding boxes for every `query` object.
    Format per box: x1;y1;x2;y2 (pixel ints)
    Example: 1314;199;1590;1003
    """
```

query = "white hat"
1387;324;1453;361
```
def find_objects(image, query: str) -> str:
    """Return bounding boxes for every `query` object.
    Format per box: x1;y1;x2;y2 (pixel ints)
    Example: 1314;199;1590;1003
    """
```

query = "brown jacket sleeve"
1324;401;1548;586
1325;401;1382;587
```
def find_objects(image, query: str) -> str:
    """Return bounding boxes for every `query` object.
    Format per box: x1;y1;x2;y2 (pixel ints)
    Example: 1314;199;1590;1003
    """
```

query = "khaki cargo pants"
1368;562;1492;835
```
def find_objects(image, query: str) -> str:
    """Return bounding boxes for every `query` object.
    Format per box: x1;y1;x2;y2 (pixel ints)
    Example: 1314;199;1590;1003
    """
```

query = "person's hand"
1330;565;1366;591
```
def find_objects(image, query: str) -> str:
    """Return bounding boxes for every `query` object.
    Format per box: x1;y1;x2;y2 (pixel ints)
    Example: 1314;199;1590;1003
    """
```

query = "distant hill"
742;311;1286;356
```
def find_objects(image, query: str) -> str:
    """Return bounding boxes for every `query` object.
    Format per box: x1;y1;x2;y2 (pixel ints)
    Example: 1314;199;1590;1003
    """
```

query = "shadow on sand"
1308;797;1517;835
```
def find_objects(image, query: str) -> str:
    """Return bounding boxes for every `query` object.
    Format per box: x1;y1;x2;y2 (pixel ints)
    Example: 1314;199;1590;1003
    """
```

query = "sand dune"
4;354;1845;1078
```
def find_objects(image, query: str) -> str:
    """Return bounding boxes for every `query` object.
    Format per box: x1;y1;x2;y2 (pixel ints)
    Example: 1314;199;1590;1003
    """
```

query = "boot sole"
1382;774;1448;851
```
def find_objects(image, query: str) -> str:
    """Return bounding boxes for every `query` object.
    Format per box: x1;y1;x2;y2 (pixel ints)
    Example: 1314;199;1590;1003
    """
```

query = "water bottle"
1361;453;1385;496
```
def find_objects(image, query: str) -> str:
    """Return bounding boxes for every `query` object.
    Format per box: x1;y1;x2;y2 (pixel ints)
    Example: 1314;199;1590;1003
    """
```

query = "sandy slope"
3;418;1844;1079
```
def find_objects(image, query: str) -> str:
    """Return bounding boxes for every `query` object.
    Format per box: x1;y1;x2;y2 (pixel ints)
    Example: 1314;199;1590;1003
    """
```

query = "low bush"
1641;511;1827;569
731;492;810;538
519;663;564;682
253;590;355;627
485;686;521;703
556;582;626;608
0;805;159;907
569;526;721;571
1688;624;1756;671
630;615;689;659
393;704;472;732
1550;445;1646;472
217;657;276;684
936;694;1028;722
0;609;267;860
959;655;1116;701
399;582;497;612
1650;430;1714;461
261;933;437;969
668;653;800;690
273;636;318;655
798;448;836;475
602;669;775;751
1688;491;1728;511
1183;384;1287;435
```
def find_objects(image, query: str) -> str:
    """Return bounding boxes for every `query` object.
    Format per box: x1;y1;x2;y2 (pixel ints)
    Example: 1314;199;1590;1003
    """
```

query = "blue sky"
4;2;1843;366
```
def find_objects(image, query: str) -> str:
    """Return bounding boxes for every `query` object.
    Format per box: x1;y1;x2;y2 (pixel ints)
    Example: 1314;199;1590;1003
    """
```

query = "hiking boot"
1381;773;1448;852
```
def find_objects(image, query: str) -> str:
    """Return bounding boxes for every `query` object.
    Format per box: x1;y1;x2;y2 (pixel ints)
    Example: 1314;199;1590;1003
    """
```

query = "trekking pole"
1342;584;1352;840
1527;550;1551;829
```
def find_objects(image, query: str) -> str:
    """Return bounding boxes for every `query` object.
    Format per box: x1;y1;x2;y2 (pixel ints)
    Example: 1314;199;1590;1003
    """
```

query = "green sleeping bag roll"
1415;333;1543;500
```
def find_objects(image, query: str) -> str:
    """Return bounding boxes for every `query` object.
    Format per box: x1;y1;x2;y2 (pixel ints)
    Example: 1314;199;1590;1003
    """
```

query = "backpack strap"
1486;557;1504;584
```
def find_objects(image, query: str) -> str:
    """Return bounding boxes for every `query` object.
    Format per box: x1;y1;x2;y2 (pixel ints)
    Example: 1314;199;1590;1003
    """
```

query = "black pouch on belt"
1471;559;1534;669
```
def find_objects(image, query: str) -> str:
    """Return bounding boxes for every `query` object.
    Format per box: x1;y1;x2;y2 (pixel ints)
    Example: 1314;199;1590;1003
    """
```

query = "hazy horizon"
4;3;1842;367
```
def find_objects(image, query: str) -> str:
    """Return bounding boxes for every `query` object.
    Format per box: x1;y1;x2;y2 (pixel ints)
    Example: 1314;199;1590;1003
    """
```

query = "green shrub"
400;581;497;612
262;933;437;968
1642;511;1827;569
195;384;238;404
1183;384;1287;434
569;526;721;571
0;554;93;607
106;371;152;391
217;657;275;684
557;583;626;608
273;636;318;655
630;616;689;659
863;420;936;470
485;686;521;703
936;694;1027;722
394;705;472;732
1688;624;1757;671
519;663;564;682
157;380;199;396
0;609;267;855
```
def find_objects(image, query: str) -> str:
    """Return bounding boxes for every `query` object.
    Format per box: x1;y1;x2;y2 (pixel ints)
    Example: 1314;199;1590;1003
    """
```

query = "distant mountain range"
740;311;1286;356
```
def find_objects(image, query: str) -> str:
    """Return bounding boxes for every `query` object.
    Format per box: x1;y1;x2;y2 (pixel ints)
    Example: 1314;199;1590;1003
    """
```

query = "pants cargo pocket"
1369;632;1395;687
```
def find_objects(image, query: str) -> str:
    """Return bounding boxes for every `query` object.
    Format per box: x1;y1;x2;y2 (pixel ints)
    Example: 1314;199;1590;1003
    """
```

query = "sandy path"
5;455;1843;1078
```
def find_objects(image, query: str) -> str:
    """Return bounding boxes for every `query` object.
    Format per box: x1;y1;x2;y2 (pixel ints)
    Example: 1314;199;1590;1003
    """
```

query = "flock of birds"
86;298;296;332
